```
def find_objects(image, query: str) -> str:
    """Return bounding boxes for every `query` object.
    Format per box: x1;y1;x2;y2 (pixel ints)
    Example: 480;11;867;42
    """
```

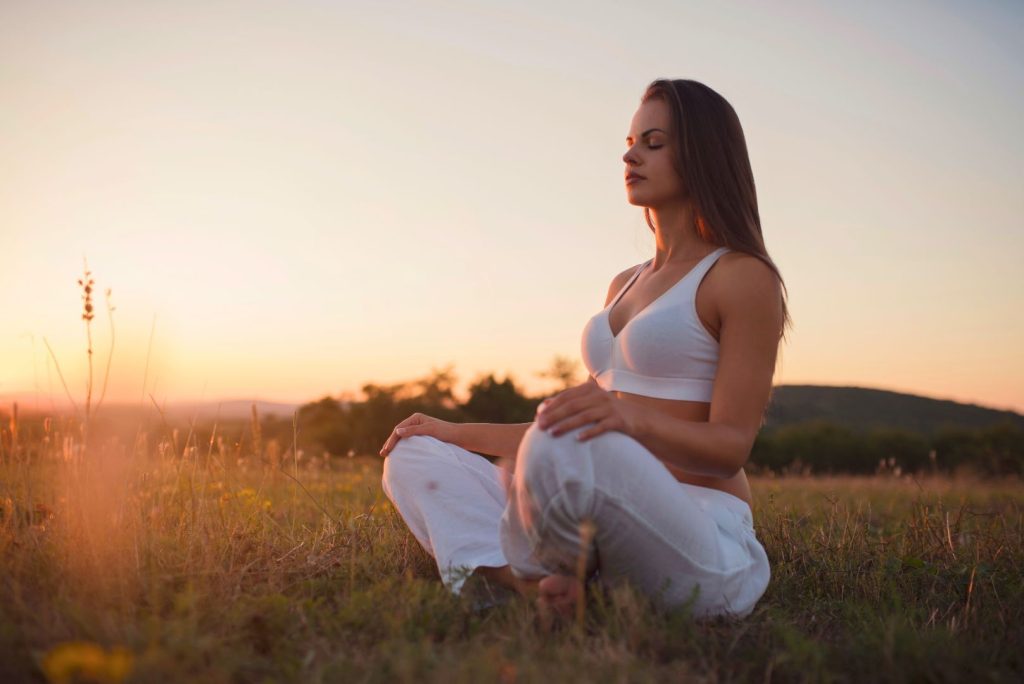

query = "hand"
379;413;458;457
534;381;647;441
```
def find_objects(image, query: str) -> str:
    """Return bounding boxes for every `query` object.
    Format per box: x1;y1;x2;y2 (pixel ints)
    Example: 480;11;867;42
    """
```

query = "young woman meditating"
378;78;791;619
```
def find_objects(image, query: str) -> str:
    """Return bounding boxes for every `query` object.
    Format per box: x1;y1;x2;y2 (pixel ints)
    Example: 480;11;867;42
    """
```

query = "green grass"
2;433;1022;683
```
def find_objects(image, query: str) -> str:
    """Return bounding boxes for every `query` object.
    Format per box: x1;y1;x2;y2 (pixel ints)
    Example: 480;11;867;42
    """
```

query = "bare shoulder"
712;252;784;324
716;251;782;288
604;263;644;307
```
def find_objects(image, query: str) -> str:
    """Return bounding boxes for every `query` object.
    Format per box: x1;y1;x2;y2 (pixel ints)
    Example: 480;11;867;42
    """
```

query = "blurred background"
2;0;1021;414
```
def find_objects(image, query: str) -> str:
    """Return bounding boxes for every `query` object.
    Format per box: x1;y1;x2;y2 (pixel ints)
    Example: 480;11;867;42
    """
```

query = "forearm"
452;422;534;461
633;411;750;479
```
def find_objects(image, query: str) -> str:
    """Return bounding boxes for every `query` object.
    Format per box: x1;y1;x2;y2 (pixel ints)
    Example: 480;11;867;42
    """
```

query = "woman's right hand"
379;413;459;457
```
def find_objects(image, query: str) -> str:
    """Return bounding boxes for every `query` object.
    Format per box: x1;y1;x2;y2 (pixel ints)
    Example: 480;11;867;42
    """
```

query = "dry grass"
1;415;1021;683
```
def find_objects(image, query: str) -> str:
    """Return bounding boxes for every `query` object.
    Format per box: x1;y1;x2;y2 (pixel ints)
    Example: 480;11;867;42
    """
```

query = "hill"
765;385;1024;435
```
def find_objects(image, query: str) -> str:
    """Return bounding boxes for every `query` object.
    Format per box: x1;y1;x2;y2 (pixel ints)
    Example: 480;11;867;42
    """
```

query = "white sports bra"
580;247;730;402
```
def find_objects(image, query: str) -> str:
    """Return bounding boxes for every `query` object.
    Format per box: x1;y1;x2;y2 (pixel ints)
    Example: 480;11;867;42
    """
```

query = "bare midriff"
612;390;752;508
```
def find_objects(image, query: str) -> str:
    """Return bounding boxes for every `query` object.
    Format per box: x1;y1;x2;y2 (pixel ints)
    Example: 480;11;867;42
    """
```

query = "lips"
625;172;646;181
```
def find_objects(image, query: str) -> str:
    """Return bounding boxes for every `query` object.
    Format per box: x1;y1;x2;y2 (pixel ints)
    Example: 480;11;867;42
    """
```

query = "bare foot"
471;567;583;620
537;574;581;619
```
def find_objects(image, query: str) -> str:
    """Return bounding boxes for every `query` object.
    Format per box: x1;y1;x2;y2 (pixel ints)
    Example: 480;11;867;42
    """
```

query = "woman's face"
622;97;685;208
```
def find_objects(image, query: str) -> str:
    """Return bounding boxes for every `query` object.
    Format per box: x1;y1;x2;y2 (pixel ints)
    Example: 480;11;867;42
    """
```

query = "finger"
538;395;586;427
388;428;410;447
397;414;428;434
381;420;418;456
380;430;402;456
537;387;577;414
541;409;569;433
576;418;611;442
393;415;417;431
536;398;554;418
549;409;605;437
382;424;423;455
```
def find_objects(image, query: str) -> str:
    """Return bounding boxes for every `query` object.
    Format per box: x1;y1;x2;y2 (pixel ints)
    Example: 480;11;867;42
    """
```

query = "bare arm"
631;256;785;478
452;422;534;461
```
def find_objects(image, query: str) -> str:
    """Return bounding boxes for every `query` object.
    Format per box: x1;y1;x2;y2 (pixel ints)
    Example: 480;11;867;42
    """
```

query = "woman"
378;78;791;619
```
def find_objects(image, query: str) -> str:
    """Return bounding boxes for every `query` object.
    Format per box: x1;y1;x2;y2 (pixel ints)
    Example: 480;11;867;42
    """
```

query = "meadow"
1;413;1021;684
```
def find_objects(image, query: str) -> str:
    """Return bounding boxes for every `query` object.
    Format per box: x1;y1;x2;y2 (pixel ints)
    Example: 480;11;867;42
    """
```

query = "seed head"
78;268;96;321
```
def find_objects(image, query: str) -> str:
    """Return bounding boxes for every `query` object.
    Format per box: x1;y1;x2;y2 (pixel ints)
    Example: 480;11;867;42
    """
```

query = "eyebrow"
626;127;666;143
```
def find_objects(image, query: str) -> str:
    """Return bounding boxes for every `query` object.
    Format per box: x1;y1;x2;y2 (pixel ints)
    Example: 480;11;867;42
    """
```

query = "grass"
1;418;1022;684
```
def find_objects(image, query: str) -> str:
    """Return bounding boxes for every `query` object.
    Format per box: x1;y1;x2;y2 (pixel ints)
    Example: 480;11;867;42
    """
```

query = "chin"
624;189;651;207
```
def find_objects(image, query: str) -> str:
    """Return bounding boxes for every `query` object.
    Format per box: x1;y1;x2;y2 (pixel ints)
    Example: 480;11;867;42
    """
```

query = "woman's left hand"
534;381;647;441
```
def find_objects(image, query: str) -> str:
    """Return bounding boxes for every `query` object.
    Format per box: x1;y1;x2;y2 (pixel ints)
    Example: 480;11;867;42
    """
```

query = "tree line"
752;420;1022;477
270;365;1022;477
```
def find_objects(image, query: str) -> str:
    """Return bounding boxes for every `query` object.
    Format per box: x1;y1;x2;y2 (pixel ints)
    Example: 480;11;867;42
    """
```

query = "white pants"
381;422;770;618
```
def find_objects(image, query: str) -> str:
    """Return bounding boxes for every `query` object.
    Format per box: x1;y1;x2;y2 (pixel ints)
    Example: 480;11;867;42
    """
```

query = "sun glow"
2;1;1022;413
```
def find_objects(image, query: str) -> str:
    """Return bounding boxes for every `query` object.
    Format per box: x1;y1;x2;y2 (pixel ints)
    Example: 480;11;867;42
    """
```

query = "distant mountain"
0;397;299;422
765;385;1024;435
160;400;300;421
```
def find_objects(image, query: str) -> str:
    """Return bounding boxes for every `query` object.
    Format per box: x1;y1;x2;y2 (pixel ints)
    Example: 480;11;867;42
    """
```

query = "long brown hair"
641;78;792;341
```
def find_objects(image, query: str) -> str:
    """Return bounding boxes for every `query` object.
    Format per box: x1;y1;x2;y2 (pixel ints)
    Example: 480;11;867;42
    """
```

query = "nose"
622;144;639;166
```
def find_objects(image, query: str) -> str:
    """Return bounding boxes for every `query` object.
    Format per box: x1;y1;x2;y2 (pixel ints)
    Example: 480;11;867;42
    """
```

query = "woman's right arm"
378;413;534;460
452;422;534;461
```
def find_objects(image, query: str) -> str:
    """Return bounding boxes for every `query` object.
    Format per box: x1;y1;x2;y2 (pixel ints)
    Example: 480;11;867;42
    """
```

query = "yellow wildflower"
41;641;133;684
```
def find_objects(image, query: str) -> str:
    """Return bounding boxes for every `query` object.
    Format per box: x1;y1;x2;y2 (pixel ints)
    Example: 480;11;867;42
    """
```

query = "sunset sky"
2;0;1022;413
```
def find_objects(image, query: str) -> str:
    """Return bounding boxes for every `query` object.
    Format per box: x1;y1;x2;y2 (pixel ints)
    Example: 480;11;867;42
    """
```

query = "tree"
407;365;459;409
297;396;348;456
537;354;583;393
461;373;537;423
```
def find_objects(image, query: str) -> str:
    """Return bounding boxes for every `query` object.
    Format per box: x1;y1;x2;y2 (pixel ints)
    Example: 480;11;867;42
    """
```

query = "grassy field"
1;424;1022;683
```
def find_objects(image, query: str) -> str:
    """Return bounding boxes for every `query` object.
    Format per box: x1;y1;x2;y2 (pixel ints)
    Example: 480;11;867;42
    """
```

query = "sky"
2;0;1022;413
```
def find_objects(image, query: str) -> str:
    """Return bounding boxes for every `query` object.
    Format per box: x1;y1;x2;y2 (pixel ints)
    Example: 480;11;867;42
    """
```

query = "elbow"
715;426;754;479
714;460;745;480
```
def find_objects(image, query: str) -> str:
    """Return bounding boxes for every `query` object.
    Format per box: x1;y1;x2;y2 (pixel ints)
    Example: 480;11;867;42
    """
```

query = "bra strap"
609;259;651;308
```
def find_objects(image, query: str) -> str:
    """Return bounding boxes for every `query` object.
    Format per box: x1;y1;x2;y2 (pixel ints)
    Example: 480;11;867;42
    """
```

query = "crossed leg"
381;434;582;615
384;424;767;618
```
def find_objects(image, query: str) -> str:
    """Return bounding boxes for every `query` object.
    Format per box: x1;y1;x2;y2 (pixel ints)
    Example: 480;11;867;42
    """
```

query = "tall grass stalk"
78;262;95;430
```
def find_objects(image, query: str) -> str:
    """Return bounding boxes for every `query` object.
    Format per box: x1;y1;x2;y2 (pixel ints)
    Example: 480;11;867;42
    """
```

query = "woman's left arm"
536;256;785;479
632;256;785;478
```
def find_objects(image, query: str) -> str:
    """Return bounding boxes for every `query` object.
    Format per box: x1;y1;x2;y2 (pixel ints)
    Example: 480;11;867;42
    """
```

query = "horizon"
3;1;1022;413
2;381;1022;420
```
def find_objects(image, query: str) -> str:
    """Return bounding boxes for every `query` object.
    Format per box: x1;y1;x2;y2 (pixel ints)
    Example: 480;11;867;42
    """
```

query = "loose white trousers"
381;422;770;618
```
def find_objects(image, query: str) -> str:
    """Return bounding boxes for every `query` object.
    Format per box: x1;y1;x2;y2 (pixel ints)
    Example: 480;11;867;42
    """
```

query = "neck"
647;204;715;266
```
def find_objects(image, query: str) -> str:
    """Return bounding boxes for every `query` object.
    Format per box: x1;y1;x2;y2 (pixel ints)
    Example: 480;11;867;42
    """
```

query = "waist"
677;480;754;527
662;459;751;506
611;390;712;420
